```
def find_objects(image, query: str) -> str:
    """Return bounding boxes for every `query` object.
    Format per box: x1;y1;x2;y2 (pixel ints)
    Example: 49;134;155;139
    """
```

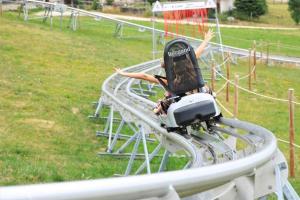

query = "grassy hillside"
259;2;296;26
0;12;299;193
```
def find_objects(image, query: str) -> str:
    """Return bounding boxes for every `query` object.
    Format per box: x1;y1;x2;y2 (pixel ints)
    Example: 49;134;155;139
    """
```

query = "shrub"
234;0;268;20
288;0;300;24
106;0;114;6
91;0;99;10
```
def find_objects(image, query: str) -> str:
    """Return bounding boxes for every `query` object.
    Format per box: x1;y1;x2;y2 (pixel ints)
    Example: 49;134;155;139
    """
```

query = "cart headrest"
163;39;205;94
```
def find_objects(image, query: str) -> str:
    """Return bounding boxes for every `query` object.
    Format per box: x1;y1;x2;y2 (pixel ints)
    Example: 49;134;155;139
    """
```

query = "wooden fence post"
226;52;230;102
288;88;295;178
253;40;257;81
260;41;263;64
266;42;270;66
211;60;216;91
0;0;2;16
248;48;252;91
234;74;239;118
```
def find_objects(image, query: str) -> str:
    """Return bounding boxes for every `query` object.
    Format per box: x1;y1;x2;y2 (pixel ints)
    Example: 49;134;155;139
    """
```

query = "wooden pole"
211;60;215;91
234;74;239;118
0;0;2;16
260;41;263;64
253;40;257;81
248;48;252;91
288;88;295;178
266;42;269;66
226;52;230;102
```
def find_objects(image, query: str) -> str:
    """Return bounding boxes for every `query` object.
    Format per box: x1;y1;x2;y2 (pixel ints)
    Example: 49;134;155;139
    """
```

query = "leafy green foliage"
91;0;99;10
106;0;114;6
234;0;268;19
147;0;156;5
288;0;300;24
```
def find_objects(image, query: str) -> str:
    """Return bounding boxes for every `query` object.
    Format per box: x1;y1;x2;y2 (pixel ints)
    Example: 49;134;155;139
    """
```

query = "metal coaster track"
1;2;299;199
1;60;298;200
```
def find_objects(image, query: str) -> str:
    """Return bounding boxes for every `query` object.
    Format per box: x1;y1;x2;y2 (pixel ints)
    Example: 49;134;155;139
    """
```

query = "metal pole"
108;119;125;153
211;60;216;91
125;133;142;176
135;143;162;174
158;150;170;172
60;10;63;31
214;7;224;61
288;88;295;178
152;11;155;59
140;125;151;174
107;106;114;152
23;0;28;21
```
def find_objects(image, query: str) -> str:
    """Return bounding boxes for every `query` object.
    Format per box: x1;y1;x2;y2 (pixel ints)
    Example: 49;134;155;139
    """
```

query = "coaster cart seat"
156;39;221;132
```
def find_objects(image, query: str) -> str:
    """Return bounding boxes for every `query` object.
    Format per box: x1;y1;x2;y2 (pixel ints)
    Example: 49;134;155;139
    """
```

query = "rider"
115;30;214;114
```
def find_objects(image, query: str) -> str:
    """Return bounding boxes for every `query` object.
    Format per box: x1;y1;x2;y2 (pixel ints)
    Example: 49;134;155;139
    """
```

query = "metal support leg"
124;133;142;176
275;165;284;200
59;11;63;31
159;186;180;200
114;23;123;38
158;150;170;172
140;125;151;174
135;143;162;174
115;123;138;153
107;119;125;153
94;97;103;117
116;132;138;154
50;6;53;29
42;6;51;23
23;0;28;21
99;107;111;136
107;106;114;152
184;161;192;169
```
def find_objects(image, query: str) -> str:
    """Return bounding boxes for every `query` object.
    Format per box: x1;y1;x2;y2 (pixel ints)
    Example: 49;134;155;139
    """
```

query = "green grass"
127;19;300;58
259;2;296;26
0;11;299;193
0;12;153;185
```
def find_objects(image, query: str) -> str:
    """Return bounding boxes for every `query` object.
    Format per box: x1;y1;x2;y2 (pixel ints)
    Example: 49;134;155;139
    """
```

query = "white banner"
152;0;216;12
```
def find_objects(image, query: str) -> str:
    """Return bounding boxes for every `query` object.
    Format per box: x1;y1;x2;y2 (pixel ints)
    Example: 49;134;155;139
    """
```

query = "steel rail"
101;60;203;168
21;0;300;64
0;119;277;200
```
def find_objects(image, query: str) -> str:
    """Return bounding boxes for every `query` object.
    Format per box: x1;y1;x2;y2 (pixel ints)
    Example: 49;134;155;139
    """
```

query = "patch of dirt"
72;107;79;114
0;79;10;85
22;118;55;129
14;101;26;108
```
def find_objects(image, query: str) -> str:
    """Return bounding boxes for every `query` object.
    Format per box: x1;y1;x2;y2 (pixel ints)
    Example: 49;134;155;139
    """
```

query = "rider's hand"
114;67;125;75
204;29;214;42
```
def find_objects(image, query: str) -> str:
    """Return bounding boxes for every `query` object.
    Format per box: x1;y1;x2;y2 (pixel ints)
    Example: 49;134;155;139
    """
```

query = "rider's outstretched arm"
195;29;214;59
114;68;159;84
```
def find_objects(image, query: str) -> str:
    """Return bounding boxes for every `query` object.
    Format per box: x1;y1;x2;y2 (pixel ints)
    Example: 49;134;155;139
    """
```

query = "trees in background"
288;0;300;24
234;0;268;20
